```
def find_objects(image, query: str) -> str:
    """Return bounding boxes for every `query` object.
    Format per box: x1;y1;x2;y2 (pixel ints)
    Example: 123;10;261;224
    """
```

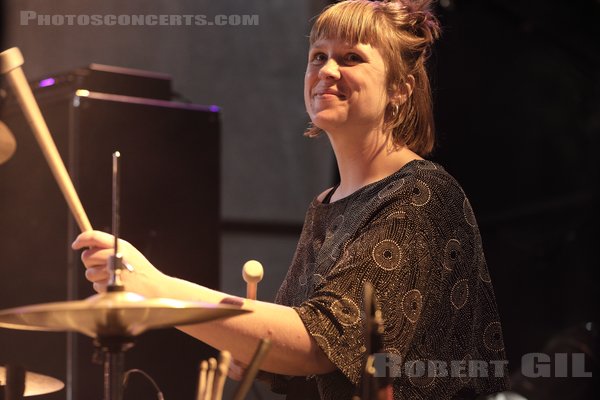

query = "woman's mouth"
315;89;346;100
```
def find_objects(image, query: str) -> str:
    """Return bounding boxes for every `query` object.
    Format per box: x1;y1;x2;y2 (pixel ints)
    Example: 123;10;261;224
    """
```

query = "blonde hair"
305;0;440;156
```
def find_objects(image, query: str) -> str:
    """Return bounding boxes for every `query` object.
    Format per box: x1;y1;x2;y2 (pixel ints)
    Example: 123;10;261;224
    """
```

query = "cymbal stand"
95;335;135;400
108;151;125;292
96;151;132;400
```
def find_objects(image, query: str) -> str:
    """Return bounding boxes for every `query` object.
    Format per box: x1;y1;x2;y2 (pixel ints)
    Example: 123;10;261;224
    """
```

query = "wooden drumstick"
242;260;264;300
196;360;208;400
211;350;231;400
0;47;92;232
231;338;272;400
203;358;217;400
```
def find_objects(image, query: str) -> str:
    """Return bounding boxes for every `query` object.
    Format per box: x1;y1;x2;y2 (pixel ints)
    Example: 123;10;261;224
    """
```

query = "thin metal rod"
112;151;121;253
108;151;124;291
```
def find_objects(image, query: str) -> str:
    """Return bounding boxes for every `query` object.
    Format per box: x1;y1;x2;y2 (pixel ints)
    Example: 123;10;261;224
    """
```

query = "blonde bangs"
310;1;385;48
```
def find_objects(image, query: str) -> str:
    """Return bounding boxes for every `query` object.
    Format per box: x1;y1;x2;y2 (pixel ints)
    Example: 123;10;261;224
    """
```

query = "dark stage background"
1;0;598;399
429;1;599;398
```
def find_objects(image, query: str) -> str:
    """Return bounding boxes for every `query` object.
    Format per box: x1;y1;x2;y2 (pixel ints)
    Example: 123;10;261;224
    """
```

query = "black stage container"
0;87;220;400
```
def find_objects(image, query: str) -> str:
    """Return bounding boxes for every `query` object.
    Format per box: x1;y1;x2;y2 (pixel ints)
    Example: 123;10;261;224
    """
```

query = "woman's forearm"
71;231;335;376
158;276;336;376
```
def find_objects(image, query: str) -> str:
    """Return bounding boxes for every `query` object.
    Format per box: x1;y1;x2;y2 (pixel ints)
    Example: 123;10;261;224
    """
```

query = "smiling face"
304;39;390;136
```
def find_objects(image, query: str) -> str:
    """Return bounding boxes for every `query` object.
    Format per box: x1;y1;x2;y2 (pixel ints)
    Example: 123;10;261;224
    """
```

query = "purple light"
38;78;55;88
209;105;220;113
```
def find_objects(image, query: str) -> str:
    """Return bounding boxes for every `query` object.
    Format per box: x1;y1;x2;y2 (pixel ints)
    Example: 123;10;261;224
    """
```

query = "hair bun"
395;0;441;48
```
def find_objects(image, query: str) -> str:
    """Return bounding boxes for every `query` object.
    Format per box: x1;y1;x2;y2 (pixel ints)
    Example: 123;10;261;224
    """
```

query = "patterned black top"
272;160;509;399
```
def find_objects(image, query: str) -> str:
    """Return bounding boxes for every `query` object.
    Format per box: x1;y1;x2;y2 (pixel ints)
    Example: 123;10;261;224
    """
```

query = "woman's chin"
310;115;348;132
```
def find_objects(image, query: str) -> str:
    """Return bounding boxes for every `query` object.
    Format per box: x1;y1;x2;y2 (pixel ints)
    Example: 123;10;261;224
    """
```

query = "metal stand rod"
96;336;134;400
104;351;125;400
108;151;125;292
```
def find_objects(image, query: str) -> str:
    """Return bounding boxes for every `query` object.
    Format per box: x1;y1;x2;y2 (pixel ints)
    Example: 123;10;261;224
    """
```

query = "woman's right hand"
72;230;168;297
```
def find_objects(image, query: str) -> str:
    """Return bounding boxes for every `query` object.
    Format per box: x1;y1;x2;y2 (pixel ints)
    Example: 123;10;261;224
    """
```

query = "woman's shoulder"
367;160;470;219
374;159;464;199
405;160;464;193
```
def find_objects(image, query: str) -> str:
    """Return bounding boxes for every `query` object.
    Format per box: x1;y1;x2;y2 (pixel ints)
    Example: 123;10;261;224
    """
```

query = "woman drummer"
73;1;509;398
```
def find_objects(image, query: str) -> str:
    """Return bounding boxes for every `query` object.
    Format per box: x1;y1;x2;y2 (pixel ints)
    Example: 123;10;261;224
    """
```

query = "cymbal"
0;291;249;338
0;366;64;396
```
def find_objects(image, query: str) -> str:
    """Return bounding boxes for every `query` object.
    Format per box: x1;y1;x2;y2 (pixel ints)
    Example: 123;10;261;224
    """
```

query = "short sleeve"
294;195;436;386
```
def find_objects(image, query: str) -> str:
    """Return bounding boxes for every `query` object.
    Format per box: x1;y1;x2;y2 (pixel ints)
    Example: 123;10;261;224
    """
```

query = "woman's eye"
345;53;363;64
310;53;327;64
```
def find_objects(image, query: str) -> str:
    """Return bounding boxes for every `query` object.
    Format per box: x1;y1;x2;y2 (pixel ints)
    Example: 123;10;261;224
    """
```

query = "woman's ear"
390;74;415;105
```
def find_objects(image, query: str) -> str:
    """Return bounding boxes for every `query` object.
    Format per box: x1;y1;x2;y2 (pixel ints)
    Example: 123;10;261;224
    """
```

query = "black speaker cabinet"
0;87;220;400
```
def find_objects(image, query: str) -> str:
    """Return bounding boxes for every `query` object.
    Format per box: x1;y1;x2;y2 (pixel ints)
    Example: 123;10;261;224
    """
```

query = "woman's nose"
318;58;341;80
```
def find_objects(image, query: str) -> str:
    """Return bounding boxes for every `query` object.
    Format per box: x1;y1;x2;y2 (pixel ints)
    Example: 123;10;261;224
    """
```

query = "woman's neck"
326;128;422;202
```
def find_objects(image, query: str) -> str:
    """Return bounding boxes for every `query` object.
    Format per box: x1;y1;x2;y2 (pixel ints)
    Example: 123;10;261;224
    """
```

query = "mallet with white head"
242;260;263;300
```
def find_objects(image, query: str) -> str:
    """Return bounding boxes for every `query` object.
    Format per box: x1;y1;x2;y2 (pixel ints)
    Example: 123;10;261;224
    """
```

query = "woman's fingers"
93;282;108;293
81;248;113;268
85;265;110;282
227;359;247;381
79;238;119;289
72;230;117;250
85;265;109;293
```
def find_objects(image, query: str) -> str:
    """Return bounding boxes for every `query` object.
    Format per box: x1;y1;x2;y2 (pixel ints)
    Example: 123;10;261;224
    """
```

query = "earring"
391;103;399;118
